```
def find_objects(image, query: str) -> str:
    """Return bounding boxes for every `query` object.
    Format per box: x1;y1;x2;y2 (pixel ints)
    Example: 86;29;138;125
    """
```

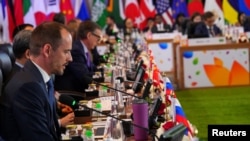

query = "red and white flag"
125;0;145;29
139;0;156;29
0;0;15;42
46;0;60;21
33;0;47;26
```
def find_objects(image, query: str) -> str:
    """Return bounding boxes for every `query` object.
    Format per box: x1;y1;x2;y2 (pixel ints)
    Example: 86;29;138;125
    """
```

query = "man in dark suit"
55;21;102;93
7;30;32;82
6;29;75;129
194;11;222;38
0;22;73;141
151;14;172;33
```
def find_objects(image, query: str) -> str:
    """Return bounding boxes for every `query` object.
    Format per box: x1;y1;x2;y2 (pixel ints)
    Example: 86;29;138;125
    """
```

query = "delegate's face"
205;16;215;27
89;29;102;49
155;15;162;24
50;29;73;75
106;17;112;25
125;18;133;29
147;20;154;27
193;15;202;23
240;14;246;22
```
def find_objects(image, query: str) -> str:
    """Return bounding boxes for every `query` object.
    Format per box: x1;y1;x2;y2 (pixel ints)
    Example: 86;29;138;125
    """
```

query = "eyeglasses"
91;32;102;42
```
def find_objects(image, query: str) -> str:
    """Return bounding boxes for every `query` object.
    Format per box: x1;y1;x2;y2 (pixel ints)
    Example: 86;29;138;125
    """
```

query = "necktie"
47;78;55;110
208;27;215;37
86;52;91;67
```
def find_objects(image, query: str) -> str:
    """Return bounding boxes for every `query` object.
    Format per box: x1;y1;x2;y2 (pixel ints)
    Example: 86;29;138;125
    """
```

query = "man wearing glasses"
194;11;222;38
55;21;102;93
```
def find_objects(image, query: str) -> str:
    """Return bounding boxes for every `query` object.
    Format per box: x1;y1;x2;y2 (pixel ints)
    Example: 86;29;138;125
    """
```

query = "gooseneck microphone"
59;95;161;140
59;95;148;131
59;94;78;110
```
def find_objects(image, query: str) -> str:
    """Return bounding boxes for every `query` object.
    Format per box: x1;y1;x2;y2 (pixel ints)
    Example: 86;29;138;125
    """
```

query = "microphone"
142;79;153;99
60;93;163;139
59;94;78;110
59;95;150;135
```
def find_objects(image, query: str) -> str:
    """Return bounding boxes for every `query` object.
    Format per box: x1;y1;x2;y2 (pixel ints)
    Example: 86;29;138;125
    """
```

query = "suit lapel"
24;60;60;140
77;40;92;71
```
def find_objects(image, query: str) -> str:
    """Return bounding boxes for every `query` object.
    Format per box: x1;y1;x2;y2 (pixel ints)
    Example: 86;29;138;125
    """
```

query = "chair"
0;52;12;86
57;90;85;102
0;43;15;65
0;69;3;96
187;22;207;39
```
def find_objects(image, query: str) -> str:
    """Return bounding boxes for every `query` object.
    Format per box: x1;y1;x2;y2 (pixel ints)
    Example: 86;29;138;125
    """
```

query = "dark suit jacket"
194;22;222;37
0;60;60;141
54;40;95;93
4;63;22;86
151;23;172;33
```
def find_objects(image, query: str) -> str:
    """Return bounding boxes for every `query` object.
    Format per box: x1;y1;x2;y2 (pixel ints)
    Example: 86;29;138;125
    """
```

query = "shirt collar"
80;40;89;54
31;60;50;83
15;61;24;68
207;25;213;29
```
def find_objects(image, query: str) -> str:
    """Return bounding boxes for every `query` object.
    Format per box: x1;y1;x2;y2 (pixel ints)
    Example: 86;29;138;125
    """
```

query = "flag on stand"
239;0;250;16
23;0;35;26
14;0;24;26
187;0;204;16
139;0;156;30
0;0;15;42
155;0;173;26
125;0;145;29
204;0;224;30
74;0;90;21
46;0;60;21
222;0;238;24
106;0;113;12
172;0;188;19
91;0;107;28
60;0;74;22
106;0;125;27
33;0;47;26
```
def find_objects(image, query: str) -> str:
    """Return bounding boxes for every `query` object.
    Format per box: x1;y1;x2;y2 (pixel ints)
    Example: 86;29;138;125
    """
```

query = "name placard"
96;45;108;55
152;33;176;40
188;37;226;46
246;32;250;38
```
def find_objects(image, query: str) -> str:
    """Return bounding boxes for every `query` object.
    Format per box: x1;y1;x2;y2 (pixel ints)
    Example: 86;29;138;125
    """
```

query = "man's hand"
57;102;73;114
60;112;75;127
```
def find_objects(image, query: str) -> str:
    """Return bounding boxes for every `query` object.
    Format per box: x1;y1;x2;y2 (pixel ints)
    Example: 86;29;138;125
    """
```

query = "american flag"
155;0;173;26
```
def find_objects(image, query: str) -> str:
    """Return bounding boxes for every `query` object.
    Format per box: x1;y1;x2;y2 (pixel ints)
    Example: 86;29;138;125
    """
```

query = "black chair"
0;43;15;65
57;90;85;102
187;22;207;39
0;69;3;96
0;51;12;85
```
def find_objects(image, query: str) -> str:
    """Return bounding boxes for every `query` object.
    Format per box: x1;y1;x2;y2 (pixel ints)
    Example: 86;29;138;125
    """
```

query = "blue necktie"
47;79;55;111
86;52;91;68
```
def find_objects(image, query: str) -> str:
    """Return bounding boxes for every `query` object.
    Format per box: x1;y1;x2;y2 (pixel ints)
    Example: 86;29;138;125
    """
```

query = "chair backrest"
0;43;15;65
0;51;12;84
187;22;206;38
0;69;3;96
